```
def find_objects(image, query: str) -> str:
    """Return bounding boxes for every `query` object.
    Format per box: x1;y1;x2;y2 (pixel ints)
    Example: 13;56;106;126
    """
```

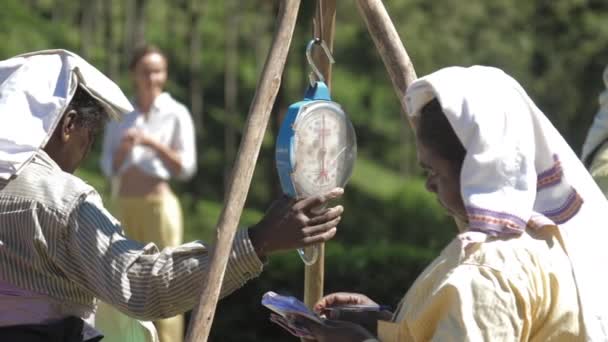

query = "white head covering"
405;66;608;340
581;65;608;165
0;49;133;180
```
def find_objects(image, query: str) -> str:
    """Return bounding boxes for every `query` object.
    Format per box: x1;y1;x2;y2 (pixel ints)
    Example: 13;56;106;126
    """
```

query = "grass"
349;155;406;200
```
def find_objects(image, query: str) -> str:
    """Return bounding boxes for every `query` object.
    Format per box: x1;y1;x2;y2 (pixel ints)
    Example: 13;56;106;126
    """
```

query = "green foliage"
180;195;264;243
0;0;77;56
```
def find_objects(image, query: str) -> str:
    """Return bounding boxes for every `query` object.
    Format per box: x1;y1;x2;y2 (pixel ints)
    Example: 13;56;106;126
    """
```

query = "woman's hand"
112;130;139;172
314;292;378;314
125;129;157;149
314;292;393;335
121;129;183;175
248;188;344;259
293;316;376;342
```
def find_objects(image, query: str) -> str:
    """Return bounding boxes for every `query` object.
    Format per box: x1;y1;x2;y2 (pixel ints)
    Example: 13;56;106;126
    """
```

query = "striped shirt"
0;150;263;322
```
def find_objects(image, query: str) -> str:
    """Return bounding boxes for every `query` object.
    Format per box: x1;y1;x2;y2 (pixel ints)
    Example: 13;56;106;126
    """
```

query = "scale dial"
291;102;356;198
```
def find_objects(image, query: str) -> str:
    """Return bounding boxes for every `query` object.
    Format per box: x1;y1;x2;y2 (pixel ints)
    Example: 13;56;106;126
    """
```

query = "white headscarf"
405;66;608;340
0;49;133;180
581;65;608;165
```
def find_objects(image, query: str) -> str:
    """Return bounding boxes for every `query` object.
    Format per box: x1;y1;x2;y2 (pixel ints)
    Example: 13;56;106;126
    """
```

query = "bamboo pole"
302;1;336;337
184;1;301;341
356;0;417;125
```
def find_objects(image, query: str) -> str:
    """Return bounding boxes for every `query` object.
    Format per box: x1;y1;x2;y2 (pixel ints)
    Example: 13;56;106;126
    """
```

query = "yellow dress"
378;226;583;341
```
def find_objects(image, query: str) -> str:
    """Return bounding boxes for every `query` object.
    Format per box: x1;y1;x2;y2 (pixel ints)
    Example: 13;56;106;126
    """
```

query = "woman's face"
416;138;467;222
133;52;167;98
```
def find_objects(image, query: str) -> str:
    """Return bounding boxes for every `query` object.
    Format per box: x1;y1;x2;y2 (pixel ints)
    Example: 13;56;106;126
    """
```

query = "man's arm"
54;189;343;321
55;193;263;320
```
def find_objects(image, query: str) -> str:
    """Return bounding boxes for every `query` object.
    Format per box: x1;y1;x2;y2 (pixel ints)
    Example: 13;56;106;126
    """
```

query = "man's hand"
248;188;344;259
292;316;376;342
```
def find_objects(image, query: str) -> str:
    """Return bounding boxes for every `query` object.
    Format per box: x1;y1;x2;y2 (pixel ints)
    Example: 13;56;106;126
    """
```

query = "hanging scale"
275;38;357;265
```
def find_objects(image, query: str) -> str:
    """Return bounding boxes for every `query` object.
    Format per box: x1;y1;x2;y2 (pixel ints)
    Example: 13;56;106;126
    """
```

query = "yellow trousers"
118;191;185;342
118;192;184;247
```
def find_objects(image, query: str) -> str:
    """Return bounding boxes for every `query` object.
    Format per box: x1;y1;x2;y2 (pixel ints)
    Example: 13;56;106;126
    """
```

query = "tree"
102;0;119;79
223;0;239;193
188;0;205;133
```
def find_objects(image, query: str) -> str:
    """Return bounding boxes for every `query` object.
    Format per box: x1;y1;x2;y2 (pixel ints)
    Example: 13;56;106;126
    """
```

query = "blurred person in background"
99;44;195;342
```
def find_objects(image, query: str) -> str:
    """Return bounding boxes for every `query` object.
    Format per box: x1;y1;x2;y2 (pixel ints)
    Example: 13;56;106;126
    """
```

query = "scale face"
276;83;356;200
292;101;356;197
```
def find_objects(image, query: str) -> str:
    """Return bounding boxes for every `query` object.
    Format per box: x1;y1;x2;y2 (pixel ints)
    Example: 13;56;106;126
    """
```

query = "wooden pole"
311;0;336;85
302;0;336;334
356;0;417;125
184;1;301;341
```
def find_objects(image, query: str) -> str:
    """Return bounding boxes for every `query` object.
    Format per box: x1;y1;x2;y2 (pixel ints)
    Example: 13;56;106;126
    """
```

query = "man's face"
133;52;167;98
416;138;467;222
60;112;96;173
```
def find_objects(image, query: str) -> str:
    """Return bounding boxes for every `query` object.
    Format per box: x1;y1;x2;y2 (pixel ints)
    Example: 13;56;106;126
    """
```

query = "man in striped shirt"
0;50;343;341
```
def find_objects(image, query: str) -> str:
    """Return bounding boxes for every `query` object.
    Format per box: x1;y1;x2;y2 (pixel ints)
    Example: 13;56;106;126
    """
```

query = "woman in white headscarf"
296;66;608;341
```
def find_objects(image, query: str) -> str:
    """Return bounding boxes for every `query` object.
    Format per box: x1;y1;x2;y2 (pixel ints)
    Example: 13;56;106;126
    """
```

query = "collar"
34;150;63;173
134;92;172;114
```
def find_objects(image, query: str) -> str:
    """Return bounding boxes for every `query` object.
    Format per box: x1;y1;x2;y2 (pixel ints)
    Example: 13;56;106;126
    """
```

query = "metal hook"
306;38;335;86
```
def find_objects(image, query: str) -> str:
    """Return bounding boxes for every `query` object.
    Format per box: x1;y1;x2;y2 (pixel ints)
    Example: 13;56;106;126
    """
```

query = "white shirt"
100;92;197;181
